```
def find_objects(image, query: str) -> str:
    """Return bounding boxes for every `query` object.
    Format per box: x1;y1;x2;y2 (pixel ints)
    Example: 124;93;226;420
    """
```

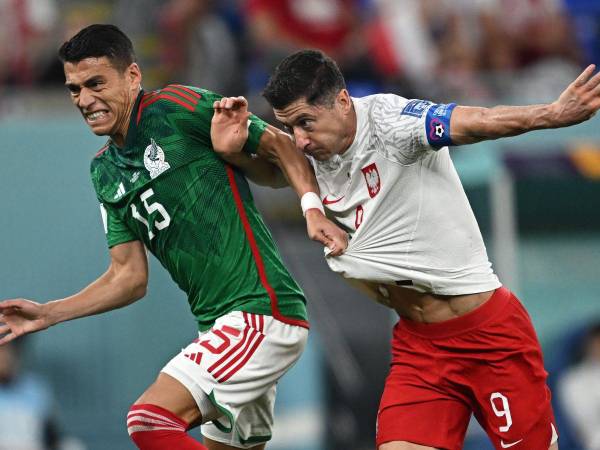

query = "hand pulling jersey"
312;94;501;295
90;86;307;331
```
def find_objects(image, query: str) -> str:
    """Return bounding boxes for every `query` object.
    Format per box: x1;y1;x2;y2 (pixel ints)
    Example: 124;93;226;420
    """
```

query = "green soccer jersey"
90;85;308;331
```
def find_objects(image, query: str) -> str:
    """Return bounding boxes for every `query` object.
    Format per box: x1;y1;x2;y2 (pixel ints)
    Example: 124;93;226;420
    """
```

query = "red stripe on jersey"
95;144;109;157
225;165;309;329
169;84;202;99
136;94;195;124
162;86;201;104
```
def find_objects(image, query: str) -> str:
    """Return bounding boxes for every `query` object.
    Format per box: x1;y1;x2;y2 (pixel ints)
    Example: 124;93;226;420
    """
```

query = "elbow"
119;270;148;304
130;281;147;301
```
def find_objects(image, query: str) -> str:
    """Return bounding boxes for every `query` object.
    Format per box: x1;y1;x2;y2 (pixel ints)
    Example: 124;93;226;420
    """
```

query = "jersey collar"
112;89;145;151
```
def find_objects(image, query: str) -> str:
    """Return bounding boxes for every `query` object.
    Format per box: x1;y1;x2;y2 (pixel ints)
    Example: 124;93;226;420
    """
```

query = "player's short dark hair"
262;49;346;110
58;24;136;72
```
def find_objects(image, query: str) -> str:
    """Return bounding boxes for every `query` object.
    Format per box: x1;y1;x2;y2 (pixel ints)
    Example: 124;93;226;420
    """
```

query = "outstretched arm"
451;64;600;145
0;240;148;345
211;96;348;255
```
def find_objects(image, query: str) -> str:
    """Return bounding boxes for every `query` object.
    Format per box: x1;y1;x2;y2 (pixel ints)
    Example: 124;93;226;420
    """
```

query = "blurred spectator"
367;0;584;103
0;339;74;450
492;0;581;70
243;0;377;112
158;0;244;95
558;321;600;450
562;0;600;65
366;0;497;102
113;0;242;93
0;0;59;87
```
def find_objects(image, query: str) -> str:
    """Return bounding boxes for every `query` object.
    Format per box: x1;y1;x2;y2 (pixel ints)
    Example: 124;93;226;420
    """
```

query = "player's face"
273;90;356;161
64;57;141;146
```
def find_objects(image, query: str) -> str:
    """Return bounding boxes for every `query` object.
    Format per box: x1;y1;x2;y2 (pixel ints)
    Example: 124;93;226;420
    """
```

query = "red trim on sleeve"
225;165;309;329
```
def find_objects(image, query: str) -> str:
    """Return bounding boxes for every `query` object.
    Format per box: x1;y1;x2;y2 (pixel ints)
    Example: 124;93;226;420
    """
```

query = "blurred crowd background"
0;0;599;450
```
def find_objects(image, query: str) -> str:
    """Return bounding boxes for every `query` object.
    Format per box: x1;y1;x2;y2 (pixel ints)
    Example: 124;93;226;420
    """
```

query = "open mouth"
85;110;109;124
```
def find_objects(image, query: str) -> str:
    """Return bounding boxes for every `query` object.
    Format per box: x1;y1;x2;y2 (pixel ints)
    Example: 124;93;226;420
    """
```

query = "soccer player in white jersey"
213;50;600;450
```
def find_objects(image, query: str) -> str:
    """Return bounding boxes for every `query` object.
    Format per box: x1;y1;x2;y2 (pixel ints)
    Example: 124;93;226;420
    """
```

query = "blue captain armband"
425;103;457;149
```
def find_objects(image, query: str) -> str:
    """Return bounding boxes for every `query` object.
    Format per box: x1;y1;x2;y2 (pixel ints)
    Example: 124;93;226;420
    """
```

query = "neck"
338;101;357;156
112;88;140;147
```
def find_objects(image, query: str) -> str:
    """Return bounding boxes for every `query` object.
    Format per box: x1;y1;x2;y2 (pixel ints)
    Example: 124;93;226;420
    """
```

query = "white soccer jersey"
312;94;501;295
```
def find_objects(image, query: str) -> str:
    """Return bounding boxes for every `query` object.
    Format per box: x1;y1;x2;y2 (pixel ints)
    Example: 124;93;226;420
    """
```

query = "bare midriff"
347;279;494;323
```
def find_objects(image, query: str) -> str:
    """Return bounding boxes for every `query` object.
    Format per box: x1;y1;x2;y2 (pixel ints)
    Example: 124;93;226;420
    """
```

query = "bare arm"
0;240;148;345
451;64;600;145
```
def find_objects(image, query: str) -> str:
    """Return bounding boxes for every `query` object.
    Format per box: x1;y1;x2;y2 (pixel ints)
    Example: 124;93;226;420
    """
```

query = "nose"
293;128;311;152
77;87;95;110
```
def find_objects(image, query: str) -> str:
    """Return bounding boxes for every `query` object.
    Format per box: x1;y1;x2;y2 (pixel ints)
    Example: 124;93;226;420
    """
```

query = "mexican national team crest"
361;163;381;198
144;138;171;179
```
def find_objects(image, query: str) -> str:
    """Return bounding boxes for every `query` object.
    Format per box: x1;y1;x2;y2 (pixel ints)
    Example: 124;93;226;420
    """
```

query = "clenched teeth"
87;111;108;121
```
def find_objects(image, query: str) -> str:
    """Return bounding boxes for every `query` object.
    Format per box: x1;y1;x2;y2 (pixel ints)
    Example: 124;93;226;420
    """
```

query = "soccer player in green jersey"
0;25;348;450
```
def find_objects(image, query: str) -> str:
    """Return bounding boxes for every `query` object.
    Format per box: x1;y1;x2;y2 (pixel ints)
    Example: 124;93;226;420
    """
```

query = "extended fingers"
574;64;597;87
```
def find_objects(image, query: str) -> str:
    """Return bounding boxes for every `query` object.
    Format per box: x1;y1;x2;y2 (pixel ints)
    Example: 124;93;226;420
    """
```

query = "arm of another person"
211;96;348;255
450;64;600;145
211;96;287;187
0;240;148;345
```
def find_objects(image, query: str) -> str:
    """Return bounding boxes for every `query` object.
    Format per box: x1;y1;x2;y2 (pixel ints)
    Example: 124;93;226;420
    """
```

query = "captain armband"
425;103;457;149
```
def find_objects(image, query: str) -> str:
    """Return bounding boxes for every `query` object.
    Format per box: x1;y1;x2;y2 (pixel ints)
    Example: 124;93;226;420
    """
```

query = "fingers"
574;64;596;87
312;229;348;256
0;333;16;346
212;96;248;111
587;70;600;92
0;299;23;312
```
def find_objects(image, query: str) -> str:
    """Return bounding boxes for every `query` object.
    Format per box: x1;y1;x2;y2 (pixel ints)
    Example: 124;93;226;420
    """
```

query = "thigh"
377;400;470;450
377;324;472;450
134;372;202;427
162;311;307;448
379;442;438;450
470;295;557;450
204;436;265;450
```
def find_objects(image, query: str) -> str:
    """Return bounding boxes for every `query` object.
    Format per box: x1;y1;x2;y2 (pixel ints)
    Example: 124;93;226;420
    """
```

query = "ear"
127;62;142;90
336;89;352;114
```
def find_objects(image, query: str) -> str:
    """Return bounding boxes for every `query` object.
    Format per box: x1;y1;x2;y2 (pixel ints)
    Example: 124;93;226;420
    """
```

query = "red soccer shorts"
376;287;557;450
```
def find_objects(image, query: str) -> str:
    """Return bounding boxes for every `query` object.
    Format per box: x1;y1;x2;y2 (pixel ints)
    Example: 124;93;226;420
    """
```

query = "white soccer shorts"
162;310;308;448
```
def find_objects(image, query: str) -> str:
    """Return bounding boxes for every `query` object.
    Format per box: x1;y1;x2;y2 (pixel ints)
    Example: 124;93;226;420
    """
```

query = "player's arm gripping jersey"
90;86;308;331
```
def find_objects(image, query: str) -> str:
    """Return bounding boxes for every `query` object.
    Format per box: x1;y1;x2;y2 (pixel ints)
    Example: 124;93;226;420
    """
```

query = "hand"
0;299;49;345
553;64;600;126
211;96;251;156
305;209;349;256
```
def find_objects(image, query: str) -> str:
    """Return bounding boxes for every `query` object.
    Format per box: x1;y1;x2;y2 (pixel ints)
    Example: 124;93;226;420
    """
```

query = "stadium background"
0;0;599;449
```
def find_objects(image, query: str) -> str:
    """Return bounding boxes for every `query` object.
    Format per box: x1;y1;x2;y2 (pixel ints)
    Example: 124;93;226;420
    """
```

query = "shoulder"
136;84;216;120
90;141;116;193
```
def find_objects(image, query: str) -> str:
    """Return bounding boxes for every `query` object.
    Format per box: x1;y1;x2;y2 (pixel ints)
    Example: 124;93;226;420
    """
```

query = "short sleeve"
371;94;456;164
160;86;268;156
99;203;138;248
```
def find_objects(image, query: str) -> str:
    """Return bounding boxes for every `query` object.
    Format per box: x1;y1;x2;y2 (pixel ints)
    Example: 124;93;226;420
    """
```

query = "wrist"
301;192;324;217
42;300;62;328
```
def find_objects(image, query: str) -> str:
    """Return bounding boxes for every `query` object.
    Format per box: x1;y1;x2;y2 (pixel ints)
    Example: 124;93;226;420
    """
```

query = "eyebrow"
65;75;104;91
280;113;313;128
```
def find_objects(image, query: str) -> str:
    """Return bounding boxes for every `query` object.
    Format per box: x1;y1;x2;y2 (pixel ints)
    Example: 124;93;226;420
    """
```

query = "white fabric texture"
313;94;501;295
